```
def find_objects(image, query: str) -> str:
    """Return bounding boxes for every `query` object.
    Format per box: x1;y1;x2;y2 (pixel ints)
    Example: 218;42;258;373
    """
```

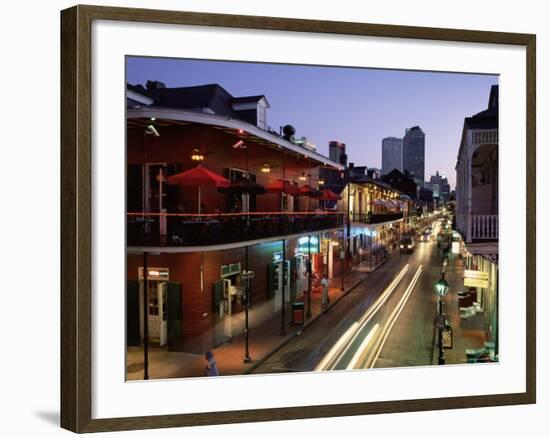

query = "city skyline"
125;64;500;381
127;56;498;189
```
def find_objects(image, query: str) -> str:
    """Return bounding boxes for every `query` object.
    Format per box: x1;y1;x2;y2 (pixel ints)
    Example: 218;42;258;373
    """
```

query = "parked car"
399;237;415;254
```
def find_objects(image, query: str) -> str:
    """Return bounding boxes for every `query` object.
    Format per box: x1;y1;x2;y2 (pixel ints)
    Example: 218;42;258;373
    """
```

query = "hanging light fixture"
318;178;325;185
261;163;271;173
299;173;307;181
191;148;205;162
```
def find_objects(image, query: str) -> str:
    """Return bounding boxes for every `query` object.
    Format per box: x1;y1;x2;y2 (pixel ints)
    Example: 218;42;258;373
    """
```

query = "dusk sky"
127;57;498;188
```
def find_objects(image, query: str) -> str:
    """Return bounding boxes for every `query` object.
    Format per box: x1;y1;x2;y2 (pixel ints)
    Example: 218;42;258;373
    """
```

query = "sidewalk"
127;257;389;380
433;253;486;365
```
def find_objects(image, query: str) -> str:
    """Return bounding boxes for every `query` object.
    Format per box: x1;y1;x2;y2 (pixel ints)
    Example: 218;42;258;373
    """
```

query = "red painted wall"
128;124;322;214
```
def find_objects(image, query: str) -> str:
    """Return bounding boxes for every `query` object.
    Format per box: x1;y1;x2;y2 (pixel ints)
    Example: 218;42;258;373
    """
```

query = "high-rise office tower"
381;137;402;175
329;140;347;165
402;126;425;182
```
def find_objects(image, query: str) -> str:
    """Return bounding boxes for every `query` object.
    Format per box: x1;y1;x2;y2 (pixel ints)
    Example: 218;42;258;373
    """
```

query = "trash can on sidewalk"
291;302;305;325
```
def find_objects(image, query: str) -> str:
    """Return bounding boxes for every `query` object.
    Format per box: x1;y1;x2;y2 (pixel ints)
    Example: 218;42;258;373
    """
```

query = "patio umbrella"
318;188;341;210
318;188;341;201
218;180;266;195
167;164;230;214
299;184;323;197
265;179;302;196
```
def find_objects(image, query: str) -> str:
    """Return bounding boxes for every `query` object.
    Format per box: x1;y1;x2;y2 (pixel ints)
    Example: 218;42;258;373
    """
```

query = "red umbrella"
167;164;230;214
319;188;341;201
265;179;302;196
300;184;322;197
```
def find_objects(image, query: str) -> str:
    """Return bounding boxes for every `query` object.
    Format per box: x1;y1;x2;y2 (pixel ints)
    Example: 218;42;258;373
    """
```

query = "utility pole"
142;251;149;380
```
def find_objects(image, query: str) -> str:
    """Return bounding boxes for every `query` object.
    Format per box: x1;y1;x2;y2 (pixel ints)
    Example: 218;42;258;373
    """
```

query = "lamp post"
306;235;312;318
340;229;345;291
142;251;149;380
434;275;450;365
241;257;254;363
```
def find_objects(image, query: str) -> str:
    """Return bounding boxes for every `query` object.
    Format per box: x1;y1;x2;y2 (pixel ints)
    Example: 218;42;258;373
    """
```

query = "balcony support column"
142;251;149;380
466;150;473;243
280;238;286;336
243;245;252;363
307;235;312;318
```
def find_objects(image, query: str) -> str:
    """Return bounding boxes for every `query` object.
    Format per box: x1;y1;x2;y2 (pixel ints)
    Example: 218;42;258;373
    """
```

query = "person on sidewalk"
204;351;219;377
321;277;330;307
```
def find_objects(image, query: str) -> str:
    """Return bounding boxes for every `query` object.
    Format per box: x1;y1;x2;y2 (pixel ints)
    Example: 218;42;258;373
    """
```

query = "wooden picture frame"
60;4;536;433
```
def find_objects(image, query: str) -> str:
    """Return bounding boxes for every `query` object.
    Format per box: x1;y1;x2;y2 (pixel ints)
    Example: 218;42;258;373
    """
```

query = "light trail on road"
368;265;423;368
346;324;380;370
315;263;410;371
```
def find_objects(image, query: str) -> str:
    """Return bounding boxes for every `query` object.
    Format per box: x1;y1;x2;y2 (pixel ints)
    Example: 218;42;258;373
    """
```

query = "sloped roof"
464;107;498;130
464;84;499;130
232;95;268;105
145;84;234;115
127;82;270;116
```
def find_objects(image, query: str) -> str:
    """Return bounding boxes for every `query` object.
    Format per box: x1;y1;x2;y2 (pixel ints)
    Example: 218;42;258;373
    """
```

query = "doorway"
269;258;290;310
138;267;169;347
213;264;245;345
294;254;306;299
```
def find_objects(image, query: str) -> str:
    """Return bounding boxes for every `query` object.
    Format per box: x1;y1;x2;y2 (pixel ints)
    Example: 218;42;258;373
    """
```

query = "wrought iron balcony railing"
127;211;345;247
470;214;499;240
456;213;498;242
351;212;404;224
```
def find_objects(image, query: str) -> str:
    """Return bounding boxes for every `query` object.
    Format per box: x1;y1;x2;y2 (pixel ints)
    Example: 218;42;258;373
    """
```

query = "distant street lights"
434;275;450;365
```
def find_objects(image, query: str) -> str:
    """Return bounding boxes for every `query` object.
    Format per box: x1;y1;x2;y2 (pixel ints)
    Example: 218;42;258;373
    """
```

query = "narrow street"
252;224;446;374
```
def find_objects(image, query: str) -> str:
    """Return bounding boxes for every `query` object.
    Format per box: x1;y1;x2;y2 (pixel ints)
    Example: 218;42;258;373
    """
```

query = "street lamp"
241;267;254;363
434;275;450;365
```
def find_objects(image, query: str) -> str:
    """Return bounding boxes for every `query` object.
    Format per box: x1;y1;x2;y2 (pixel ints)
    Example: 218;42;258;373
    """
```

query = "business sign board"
464;269;489;288
451;241;460;254
442;326;453;349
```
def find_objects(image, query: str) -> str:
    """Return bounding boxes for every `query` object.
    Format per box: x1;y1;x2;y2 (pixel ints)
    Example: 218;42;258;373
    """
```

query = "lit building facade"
126;82;345;354
455;84;499;358
341;176;410;269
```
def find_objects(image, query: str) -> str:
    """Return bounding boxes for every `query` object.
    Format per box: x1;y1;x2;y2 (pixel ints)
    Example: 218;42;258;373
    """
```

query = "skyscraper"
381;137;402;175
402;126;425;182
329;140;347;165
429;171;451;203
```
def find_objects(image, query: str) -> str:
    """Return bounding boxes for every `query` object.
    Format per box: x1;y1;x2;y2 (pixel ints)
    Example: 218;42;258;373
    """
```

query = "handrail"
127;211;344;218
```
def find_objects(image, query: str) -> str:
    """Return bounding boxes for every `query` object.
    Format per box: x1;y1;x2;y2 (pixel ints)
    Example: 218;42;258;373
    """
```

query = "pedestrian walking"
321;277;330;307
204;351;219;377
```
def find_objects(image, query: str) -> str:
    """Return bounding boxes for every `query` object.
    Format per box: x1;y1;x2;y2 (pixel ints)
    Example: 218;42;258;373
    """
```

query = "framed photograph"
60;4;536;433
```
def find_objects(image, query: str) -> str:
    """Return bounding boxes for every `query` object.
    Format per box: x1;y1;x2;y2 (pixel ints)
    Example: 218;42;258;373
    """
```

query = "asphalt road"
252;223;445;374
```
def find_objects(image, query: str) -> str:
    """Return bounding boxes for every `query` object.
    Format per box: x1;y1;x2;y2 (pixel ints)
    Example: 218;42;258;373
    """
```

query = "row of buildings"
125;80;423;354
454;84;499;359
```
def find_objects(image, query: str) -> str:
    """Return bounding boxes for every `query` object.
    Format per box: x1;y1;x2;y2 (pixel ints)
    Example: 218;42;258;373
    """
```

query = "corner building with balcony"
455;84;499;358
125;82;345;355
341;173;411;270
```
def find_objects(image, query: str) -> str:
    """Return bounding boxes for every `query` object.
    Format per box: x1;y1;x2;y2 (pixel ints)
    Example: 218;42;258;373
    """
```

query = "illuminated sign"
464;270;489;288
442;326;453;349
221;262;241;278
138;267;169;280
297;236;319;254
452;241;460;254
